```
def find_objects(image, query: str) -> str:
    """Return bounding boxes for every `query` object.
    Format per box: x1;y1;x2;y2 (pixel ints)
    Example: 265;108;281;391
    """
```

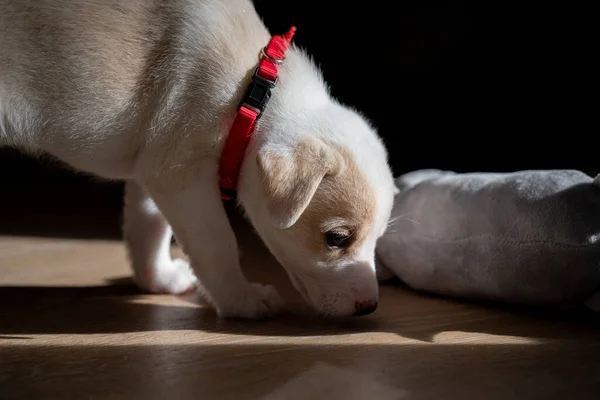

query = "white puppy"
0;0;397;319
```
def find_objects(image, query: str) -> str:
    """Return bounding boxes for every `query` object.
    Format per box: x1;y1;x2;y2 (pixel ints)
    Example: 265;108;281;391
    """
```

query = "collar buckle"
238;67;278;120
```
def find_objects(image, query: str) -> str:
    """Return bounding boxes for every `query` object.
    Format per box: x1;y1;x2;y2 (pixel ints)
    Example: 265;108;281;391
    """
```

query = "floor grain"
1;210;599;399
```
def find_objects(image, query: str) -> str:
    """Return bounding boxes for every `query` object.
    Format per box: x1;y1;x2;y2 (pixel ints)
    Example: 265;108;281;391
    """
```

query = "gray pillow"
375;169;600;310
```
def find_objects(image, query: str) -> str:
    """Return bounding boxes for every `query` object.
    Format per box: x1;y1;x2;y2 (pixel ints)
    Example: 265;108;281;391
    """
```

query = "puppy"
0;0;397;319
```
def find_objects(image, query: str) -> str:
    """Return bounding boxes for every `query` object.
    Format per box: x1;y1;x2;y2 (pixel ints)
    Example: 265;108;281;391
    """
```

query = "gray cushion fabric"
376;169;600;309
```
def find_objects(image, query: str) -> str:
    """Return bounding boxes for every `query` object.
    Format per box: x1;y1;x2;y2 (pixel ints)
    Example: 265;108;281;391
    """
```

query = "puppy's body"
0;0;396;318
1;0;267;179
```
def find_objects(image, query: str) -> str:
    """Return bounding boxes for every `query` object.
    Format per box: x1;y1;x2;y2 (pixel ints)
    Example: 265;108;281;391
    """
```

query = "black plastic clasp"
238;67;278;119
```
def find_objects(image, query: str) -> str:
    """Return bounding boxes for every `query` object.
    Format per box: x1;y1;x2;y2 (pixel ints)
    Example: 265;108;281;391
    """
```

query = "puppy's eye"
325;231;351;249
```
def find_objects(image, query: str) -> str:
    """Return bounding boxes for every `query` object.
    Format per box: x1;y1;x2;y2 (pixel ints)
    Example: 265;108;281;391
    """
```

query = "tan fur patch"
257;136;337;229
260;137;376;260
299;142;376;259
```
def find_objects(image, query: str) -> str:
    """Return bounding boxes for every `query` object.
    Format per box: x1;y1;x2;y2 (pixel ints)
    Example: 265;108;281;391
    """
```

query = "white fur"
0;0;396;318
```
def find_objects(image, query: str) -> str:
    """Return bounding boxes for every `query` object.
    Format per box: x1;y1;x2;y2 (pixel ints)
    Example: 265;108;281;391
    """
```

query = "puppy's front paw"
135;258;198;295
216;284;284;320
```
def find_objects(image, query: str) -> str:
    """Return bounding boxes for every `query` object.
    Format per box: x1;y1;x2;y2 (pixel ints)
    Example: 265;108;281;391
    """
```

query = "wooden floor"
1;208;600;400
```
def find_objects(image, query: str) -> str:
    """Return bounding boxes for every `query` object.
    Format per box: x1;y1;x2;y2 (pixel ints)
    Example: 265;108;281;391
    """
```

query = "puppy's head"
243;113;395;317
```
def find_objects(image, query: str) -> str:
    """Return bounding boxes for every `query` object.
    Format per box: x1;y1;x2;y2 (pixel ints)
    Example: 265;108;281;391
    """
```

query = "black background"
0;0;593;235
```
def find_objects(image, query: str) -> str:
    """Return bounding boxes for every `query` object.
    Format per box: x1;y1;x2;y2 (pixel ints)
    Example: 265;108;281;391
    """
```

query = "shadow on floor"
1;277;598;343
1;189;600;342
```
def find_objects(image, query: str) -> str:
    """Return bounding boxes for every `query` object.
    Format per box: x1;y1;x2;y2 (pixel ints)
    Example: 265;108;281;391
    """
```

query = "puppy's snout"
353;300;378;316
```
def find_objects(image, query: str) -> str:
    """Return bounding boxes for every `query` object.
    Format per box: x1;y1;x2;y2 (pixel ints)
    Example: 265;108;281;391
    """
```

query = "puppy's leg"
123;180;198;294
145;170;283;320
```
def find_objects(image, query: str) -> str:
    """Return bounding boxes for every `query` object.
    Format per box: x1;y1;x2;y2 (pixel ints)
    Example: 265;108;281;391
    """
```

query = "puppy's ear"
257;137;340;229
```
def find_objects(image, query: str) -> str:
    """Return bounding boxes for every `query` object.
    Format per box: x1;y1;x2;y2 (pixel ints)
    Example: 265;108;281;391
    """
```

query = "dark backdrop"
0;1;592;236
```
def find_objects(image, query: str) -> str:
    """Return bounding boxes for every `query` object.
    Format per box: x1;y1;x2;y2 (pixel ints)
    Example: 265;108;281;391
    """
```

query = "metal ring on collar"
260;47;285;64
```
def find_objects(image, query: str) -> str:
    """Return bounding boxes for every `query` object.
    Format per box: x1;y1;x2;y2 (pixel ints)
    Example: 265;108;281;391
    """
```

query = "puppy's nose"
353;300;378;316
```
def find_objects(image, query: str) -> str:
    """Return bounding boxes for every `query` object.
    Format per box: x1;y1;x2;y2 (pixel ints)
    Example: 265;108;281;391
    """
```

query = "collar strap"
219;26;297;200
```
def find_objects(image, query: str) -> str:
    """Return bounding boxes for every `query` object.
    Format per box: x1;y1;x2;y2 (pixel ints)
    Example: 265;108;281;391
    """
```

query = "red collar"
219;27;296;200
